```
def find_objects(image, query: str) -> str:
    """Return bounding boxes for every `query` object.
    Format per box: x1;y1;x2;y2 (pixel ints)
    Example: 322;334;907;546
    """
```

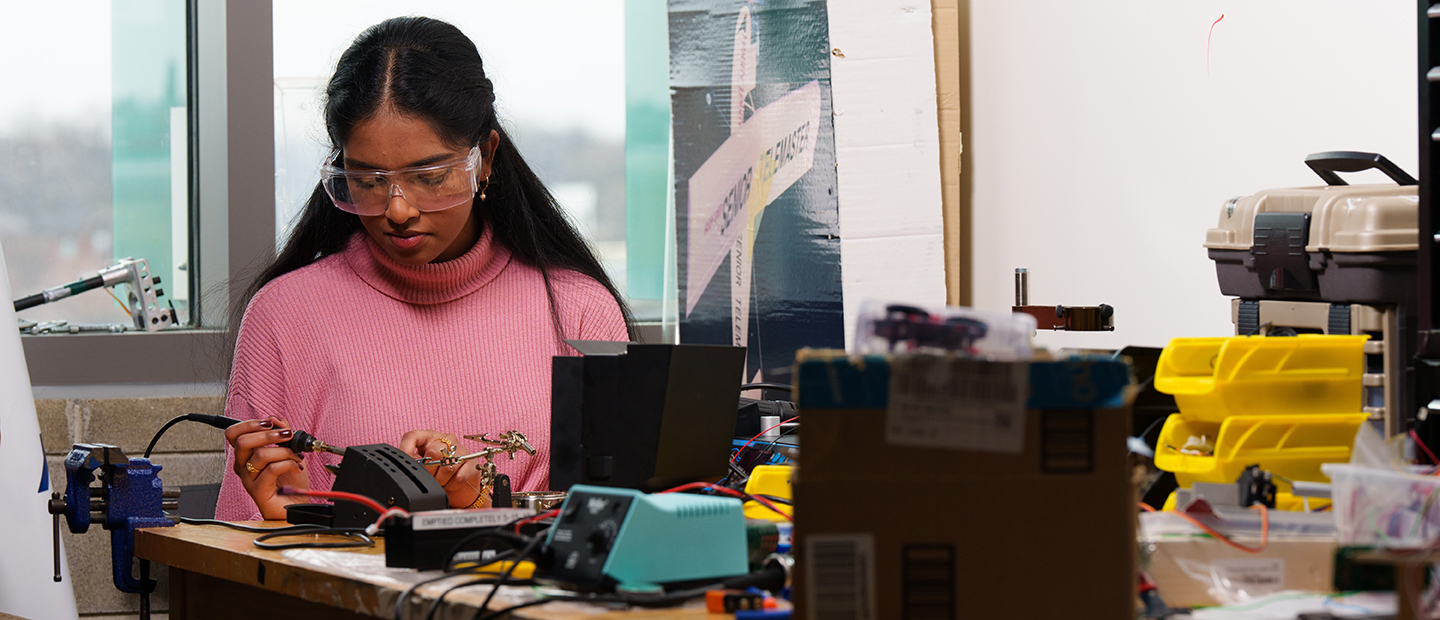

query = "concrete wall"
41;395;226;620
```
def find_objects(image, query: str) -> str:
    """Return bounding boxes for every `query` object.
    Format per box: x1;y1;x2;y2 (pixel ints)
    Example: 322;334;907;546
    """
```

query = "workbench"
135;523;727;620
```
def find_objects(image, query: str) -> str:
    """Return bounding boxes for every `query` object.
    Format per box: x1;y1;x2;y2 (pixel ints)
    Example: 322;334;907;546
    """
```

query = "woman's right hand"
225;416;308;520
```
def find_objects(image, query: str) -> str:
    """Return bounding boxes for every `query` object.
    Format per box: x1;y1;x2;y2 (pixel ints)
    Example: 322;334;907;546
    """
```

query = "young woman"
215;16;633;520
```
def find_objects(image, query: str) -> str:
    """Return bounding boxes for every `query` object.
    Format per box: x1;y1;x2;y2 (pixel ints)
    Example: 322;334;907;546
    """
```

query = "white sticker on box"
805;533;876;620
411;508;535;531
1213;558;1285;590
885;356;1028;453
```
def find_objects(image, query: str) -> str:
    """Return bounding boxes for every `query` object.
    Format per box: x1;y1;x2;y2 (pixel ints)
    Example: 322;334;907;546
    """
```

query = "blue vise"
48;443;175;593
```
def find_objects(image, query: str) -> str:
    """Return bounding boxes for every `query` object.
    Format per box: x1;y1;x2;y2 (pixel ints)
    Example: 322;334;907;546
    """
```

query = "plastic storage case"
851;300;1035;359
1324;463;1440;547
1154;335;1367;423
1204;151;1417;305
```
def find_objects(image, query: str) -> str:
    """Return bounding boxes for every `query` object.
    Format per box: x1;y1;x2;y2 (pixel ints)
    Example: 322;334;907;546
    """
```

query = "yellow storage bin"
742;464;793;520
1154;335;1367;423
1154;413;1366;489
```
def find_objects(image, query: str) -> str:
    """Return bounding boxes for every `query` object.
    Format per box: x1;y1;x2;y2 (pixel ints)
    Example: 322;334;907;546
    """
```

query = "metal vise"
47;444;176;593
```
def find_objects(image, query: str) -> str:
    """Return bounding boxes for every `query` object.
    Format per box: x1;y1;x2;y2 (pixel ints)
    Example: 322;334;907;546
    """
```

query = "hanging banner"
0;239;79;619
671;0;844;382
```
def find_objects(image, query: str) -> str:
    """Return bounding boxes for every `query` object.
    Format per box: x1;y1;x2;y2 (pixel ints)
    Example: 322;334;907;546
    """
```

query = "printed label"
451;549;498;563
805;533;876;620
1213;558;1285;589
886;357;1028;453
411;508;534;532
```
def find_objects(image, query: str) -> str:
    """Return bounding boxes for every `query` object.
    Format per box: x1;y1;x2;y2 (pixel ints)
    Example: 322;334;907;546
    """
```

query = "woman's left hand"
399;430;488;508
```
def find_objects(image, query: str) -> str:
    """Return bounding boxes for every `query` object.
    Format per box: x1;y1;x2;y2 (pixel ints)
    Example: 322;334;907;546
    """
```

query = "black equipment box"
383;508;536;569
550;342;745;492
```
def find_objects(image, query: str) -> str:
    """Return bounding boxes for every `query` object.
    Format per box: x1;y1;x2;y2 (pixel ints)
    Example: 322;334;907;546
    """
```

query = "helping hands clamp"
417;431;537;508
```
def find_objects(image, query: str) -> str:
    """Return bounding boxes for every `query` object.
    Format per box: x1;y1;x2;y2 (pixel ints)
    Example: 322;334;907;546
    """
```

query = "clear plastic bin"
851;300;1035;359
1154;335;1367;423
1323;463;1440;547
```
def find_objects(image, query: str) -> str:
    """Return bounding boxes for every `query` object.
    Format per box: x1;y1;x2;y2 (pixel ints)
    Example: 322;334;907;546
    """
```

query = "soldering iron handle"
279;429;317;454
12;274;107;312
15;293;45;312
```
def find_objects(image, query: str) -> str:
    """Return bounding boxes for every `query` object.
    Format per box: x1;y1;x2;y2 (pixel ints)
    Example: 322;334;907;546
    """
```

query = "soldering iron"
144;413;344;459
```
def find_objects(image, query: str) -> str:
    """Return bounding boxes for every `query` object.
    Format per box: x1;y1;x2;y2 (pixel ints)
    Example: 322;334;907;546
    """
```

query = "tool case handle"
1304;151;1417;186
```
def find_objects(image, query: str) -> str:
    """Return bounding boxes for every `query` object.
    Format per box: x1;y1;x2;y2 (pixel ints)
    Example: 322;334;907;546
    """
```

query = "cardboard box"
793;351;1135;620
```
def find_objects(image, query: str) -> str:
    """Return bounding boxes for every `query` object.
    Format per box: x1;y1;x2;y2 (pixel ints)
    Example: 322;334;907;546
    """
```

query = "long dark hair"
236;16;636;341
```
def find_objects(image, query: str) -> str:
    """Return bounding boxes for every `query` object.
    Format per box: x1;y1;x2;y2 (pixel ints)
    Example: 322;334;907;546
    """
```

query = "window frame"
21;0;274;390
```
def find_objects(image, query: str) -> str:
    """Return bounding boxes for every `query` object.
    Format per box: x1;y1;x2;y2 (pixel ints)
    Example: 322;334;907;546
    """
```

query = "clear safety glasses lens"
321;147;480;216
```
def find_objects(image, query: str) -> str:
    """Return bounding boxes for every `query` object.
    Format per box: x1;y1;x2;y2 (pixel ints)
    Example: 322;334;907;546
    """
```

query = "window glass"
0;1;190;328
273;1;630;294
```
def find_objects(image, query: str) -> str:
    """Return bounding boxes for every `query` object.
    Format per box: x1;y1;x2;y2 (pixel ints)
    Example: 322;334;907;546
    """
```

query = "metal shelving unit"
1416;1;1440;443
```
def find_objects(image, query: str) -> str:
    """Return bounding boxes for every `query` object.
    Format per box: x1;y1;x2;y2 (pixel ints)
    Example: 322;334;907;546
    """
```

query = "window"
7;1;273;388
0;2;189;327
11;1;678;388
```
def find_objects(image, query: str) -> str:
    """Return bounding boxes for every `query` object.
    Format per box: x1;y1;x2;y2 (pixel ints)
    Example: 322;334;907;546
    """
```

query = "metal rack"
1416;1;1440;441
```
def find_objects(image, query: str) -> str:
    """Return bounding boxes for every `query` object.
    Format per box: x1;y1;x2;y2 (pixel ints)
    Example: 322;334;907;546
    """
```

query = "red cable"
1139;502;1268;554
659;481;793;522
514;508;560;534
279;487;396;517
732;416;799;463
1411;430;1440;473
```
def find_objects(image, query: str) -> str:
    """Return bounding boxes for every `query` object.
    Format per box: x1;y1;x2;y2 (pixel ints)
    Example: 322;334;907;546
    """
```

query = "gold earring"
479;177;489;201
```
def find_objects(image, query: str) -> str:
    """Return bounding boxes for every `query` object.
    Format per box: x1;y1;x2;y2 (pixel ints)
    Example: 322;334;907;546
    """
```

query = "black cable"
623;583;725;607
473;533;545;618
478;598;578;620
474;597;582;620
396;571;470;620
740;382;791;392
720;562;788;592
1134;415;1168;451
474;577;751;620
757;422;799;457
477;582;725;620
753;494;793;506
718;459;750;489
731;422;799;476
144;413;240;458
253;527;373;550
423;575;520;620
179;517;327;535
441;516;537;571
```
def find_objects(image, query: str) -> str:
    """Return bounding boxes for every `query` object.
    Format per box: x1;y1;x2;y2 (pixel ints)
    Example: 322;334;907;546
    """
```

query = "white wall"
829;0;948;348
969;1;1416;350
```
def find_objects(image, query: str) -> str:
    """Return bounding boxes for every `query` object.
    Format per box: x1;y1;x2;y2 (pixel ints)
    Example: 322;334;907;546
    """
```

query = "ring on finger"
245;461;260;475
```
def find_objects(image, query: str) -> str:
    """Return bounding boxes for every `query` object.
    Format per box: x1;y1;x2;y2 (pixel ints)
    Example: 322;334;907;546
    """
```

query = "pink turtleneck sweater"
214;228;627;521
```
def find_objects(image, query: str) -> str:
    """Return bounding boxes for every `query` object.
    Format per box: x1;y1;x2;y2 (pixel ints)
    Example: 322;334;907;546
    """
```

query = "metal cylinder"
760;415;781;441
1289;481;1332;499
1015;268;1029;306
511;491;567;512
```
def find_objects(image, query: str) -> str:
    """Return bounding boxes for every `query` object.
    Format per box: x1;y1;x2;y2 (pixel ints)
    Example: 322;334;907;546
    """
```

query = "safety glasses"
320;147;481;216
